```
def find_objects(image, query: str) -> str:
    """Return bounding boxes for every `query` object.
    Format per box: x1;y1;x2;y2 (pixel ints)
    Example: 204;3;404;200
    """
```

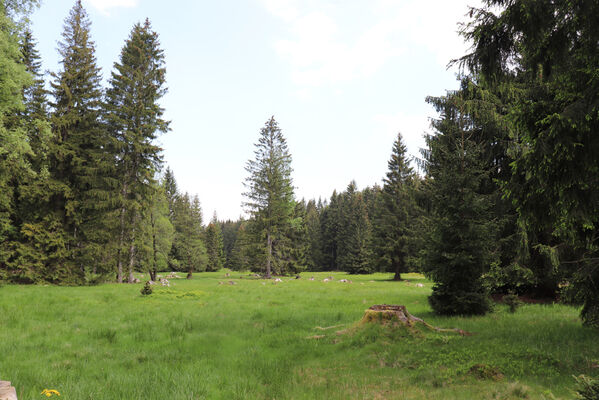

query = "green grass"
0;271;597;399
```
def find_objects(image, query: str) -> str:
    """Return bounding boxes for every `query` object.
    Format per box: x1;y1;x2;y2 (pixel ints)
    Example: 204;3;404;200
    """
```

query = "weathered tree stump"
0;381;17;400
361;305;472;336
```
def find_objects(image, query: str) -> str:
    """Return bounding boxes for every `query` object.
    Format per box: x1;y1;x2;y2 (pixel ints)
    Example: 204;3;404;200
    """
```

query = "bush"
428;286;492;316
574;375;599;400
503;293;522;313
140;281;153;296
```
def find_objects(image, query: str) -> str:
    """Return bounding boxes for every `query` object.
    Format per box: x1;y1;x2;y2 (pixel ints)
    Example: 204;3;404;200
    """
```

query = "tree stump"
361;304;472;336
0;381;17;400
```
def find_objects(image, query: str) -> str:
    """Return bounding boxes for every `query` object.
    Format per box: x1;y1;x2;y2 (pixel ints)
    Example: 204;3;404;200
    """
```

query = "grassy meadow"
1;271;597;399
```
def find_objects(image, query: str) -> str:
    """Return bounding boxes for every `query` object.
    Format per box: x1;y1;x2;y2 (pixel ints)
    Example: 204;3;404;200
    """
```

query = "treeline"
1;1;598;328
222;143;419;281
0;1;213;284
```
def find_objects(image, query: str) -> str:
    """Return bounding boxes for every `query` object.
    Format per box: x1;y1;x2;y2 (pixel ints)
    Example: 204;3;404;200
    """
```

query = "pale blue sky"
30;0;480;221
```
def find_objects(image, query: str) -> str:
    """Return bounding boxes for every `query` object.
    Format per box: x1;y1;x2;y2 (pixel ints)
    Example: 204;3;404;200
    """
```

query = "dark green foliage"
0;3;37;275
205;213;225;272
105;18;169;283
460;0;599;326
337;181;373;274
243;117;296;277
140;281;152;296
46;0;109;283
221;219;241;268
319;191;340;271
169;193;207;276
228;221;253;271
141;183;173;281
372;133;416;280
422;89;496;316
304;199;324;271
503;293;521;314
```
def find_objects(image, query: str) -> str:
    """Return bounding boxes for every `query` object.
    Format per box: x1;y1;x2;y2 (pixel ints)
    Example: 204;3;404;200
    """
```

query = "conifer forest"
1;1;599;399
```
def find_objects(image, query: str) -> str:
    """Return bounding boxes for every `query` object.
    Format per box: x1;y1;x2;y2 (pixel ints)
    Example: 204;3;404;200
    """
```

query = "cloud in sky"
85;0;139;15
260;0;405;88
373;111;429;161
259;0;481;89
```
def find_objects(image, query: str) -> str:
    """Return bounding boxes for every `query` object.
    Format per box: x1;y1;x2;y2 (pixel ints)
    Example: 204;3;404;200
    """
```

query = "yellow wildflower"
41;389;61;397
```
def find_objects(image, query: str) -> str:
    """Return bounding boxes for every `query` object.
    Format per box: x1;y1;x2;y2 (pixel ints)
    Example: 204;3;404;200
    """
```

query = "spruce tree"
145;183;173;281
422;91;496;316
6;29;58;283
320;191;340;271
170;193;207;277
337;181;374;274
0;4;37;277
104;19;169;283
162;166;178;219
460;0;599;326
372;133;415;280
205;213;225;272
305;199;323;271
243;116;295;278
49;0;110;283
221;219;241;268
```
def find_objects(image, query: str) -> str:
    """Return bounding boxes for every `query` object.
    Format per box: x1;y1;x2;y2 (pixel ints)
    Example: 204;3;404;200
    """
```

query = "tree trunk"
150;209;158;283
117;204;126;284
392;254;404;281
127;224;136;283
266;232;272;278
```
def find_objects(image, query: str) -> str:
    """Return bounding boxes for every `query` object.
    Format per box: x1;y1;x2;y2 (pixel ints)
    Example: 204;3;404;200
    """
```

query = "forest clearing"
1;1;599;399
1;271;596;400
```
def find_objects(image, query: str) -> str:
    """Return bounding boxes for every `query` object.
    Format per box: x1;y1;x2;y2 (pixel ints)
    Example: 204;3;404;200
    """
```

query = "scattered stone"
323;278;330;282
225;273;230;277
148;280;156;285
0;381;17;400
416;283;424;288
261;282;266;285
132;278;141;284
327;276;334;280
228;280;237;285
218;281;224;285
273;278;283;282
159;278;170;287
309;277;315;281
339;279;352;283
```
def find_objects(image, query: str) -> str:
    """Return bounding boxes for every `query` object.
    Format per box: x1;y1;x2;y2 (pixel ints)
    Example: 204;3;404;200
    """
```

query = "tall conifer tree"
422;91;496;315
0;3;39;277
205;213;225;272
243;117;295;278
372;133;415;280
104;19;169;283
49;0;111;282
337;181;373;274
